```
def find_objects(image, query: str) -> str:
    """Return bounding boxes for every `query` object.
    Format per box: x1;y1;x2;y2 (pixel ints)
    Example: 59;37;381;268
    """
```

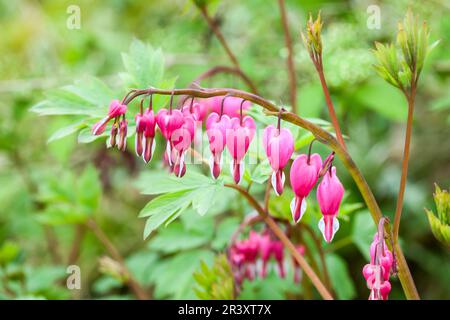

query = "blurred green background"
0;0;449;300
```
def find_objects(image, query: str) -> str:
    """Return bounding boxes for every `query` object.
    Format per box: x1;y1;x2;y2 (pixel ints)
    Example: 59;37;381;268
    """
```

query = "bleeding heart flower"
135;110;156;163
258;233;272;278
292;245;305;283
316;166;344;242
109;122;118;148
117;119;128;151
226;116;256;184
92;100;127;135
369;234;394;281
368;278;391;300
156;109;184;165
271;241;285;278
170;116;195;177
262;125;294;195
206;113;231;179
289;154;322;223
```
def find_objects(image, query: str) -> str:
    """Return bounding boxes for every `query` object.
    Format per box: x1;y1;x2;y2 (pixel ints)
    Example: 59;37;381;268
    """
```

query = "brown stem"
192;65;259;94
198;5;240;68
123;87;419;299
263;181;271;211
393;90;416;241
301;224;332;291
86;219;149;300
229;214;262;246
196;5;258;93
224;183;334;300
67;225;86;265
316;67;347;149
277;0;297;113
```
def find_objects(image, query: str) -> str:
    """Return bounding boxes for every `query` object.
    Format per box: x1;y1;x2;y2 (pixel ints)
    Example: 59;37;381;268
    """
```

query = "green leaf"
194;254;234;300
37;204;89;225
351;210;376;260
121;39;165;89
251;159;273;184
62;77;115;107
125;251;159;286
325;254;356;300
0;241;20;265
353;80;407;121
31;77;113;117
297;83;323;118
76;165;101;210
141;190;192;238
150;249;214;299
191;185;221;216
77;127;105;143
148;222;213;253
212;217;240;250
135;170;215;195
47;121;87;144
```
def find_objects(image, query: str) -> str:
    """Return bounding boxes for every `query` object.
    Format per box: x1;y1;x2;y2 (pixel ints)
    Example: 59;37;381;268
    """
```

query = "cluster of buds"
301;12;323;67
362;218;395;300
229;230;305;288
290;150;345;242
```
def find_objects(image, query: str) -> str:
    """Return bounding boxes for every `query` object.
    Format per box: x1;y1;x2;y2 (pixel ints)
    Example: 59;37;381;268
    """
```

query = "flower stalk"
277;0;297;113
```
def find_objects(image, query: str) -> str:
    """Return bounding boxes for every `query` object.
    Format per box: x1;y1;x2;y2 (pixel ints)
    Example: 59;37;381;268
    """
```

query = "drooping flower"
233;233;259;281
135;110;156;163
226;116;256;184
290;154;322;223
170;116;195;177
206;112;231;179
316;166;344;242
109;121;118;148
369;234;394;281
117;119;128;151
362;220;394;300
262;125;294;195
271;240;285;278
258;233;272;278
156;108;185;165
292;245;305;283
92;100;127;135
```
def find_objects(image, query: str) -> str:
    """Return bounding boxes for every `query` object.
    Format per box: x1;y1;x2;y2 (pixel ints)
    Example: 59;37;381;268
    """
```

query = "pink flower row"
230;230;305;285
92;97;345;242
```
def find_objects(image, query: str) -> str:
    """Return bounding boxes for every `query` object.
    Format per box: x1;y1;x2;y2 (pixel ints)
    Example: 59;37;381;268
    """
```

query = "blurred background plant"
0;0;449;300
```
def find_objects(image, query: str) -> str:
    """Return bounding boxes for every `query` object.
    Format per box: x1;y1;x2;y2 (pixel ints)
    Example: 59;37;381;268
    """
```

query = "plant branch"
196;4;258;93
316;66;347;149
123;86;419;299
224;183;334;300
198;5;240;68
192;65;259;94
67;225;86;265
277;0;297;113
393;88;416;241
301;223;332;291
86;218;149;300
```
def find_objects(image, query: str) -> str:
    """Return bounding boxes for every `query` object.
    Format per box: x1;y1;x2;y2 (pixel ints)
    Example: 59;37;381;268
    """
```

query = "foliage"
425;184;450;247
193;254;234;300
